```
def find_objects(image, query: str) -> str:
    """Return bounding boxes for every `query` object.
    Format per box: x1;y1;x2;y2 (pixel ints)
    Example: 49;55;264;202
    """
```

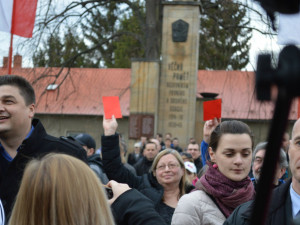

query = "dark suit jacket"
0;119;87;218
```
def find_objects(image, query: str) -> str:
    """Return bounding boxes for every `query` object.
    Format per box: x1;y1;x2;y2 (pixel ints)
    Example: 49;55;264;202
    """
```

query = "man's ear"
87;148;95;156
28;104;35;119
279;168;286;178
208;147;216;162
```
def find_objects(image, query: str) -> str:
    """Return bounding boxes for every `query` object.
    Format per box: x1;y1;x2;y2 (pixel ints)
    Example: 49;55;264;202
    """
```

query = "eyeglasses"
156;163;180;171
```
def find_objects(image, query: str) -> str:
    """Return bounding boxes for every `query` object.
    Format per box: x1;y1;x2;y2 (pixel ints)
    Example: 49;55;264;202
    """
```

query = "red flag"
12;0;38;38
0;0;38;38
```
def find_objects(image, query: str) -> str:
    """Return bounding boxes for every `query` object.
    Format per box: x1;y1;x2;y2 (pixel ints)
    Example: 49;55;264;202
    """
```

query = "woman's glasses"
156;163;180;171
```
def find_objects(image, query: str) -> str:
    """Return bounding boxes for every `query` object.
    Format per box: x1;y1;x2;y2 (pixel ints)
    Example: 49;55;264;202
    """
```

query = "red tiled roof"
197;70;298;120
0;67;131;116
0;68;297;120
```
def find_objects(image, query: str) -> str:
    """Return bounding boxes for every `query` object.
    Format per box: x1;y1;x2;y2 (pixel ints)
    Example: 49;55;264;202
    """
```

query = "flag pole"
8;0;17;75
5;0;38;74
8;34;13;74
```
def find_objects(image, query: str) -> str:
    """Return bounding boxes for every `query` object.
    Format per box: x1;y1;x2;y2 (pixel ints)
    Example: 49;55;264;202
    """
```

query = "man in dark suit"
0;75;87;219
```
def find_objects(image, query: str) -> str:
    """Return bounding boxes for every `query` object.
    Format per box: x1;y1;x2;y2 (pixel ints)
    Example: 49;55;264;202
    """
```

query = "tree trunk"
145;0;161;59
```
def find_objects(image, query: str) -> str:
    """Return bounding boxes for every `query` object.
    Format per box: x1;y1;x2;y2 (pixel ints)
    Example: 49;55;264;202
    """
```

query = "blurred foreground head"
8;153;114;225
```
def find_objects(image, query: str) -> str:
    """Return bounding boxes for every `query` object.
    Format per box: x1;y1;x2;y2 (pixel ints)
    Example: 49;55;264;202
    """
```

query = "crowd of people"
0;74;299;225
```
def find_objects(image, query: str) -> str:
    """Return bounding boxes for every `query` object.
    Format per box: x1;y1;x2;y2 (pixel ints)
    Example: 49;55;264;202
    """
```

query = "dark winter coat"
224;179;293;225
134;156;154;176
127;152;142;166
0;119;87;218
111;189;167;225
194;157;203;173
102;134;165;205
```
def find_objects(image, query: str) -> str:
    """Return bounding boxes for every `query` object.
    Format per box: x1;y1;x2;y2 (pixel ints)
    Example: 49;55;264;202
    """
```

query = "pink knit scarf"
195;163;255;218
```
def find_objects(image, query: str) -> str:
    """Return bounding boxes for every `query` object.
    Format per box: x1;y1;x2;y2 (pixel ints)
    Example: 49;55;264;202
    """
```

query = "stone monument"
157;1;200;144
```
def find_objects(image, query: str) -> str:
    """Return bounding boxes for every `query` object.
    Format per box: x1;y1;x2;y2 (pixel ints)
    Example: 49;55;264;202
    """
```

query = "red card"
102;96;122;119
203;99;222;121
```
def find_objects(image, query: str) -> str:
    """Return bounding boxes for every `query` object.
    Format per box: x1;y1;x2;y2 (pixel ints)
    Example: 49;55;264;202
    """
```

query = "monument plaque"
129;114;142;139
129;114;155;139
141;115;155;137
172;19;189;42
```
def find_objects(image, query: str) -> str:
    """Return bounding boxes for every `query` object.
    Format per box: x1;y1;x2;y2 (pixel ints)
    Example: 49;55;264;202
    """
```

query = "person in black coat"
0;75;87;219
134;142;159;176
110;181;167;225
172;138;183;153
186;142;203;172
102;116;193;225
127;142;143;166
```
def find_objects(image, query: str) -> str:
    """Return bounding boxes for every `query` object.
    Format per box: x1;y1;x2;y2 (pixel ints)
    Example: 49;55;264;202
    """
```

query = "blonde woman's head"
8;153;114;225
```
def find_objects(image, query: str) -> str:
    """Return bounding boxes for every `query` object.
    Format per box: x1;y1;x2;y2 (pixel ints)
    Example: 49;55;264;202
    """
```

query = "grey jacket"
172;190;226;225
88;154;109;184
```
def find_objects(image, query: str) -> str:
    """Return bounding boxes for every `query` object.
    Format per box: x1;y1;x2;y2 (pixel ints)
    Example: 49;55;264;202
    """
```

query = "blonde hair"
151;149;188;198
8;153;115;225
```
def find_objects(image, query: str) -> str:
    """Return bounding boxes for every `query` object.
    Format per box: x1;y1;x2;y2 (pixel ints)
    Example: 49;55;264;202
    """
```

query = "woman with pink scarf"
171;120;255;225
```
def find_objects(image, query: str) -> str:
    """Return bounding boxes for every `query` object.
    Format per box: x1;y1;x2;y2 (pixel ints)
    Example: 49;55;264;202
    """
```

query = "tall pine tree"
198;0;251;70
33;28;97;68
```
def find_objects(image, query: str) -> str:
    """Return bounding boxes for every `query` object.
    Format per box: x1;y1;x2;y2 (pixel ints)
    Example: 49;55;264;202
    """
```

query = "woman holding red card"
171;120;255;225
101;116;193;225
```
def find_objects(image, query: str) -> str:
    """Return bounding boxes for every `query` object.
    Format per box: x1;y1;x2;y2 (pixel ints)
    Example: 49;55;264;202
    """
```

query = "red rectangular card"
203;99;222;121
102;96;122;119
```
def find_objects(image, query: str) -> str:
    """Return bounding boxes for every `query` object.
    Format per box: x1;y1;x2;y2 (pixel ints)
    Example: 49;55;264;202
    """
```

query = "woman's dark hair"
209;120;254;152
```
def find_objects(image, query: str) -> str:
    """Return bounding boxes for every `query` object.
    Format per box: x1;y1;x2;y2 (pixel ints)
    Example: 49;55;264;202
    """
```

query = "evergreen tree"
81;0;145;68
33;31;63;67
113;6;145;68
198;0;252;70
81;2;119;68
33;29;97;68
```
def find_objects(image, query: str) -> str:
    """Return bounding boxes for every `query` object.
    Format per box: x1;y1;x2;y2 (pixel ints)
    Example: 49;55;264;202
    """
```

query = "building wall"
241;120;294;146
35;114;129;150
